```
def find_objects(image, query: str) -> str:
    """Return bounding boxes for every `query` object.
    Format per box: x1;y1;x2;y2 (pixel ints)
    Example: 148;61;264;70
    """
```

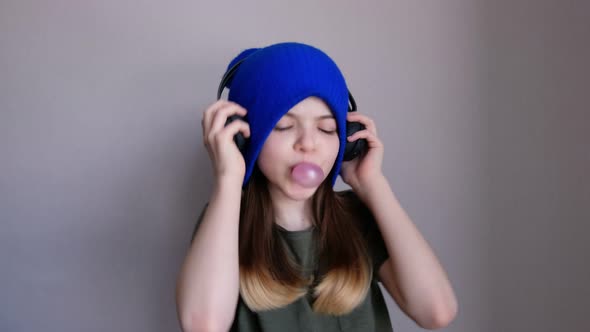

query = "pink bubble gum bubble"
291;162;324;188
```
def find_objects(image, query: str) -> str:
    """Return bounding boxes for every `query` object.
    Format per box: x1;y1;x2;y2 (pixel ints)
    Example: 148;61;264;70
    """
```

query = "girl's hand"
201;100;250;181
340;112;385;196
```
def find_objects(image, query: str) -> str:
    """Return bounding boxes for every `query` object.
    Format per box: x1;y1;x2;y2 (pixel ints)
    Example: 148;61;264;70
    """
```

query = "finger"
203;101;232;147
347;112;377;135
203;100;229;134
210;103;248;136
347;129;383;148
215;119;251;147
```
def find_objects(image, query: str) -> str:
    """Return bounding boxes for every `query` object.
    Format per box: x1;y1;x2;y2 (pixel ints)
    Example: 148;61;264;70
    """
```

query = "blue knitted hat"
225;42;349;188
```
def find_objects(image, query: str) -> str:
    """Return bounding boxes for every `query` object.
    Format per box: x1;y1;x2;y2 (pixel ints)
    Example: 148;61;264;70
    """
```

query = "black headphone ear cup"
219;61;249;157
225;114;248;156
343;120;368;161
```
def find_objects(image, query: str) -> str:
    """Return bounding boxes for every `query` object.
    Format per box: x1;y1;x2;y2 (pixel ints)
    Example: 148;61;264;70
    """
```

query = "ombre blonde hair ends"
238;167;373;315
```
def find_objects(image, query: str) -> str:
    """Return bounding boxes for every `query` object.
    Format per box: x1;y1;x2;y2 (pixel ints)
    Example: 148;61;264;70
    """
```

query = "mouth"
291;161;321;169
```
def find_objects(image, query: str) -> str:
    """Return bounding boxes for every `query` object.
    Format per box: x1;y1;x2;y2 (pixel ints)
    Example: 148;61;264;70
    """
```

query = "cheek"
321;137;341;174
328;137;340;159
256;139;286;175
258;137;282;161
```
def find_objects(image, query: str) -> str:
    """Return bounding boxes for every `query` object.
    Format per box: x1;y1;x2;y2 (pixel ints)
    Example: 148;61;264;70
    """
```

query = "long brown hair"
238;165;373;315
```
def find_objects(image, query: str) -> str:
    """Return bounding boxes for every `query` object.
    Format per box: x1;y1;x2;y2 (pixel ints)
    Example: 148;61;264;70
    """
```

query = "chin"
277;179;321;201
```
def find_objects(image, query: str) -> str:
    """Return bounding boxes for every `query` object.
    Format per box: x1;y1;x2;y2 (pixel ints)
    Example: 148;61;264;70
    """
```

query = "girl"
176;42;457;332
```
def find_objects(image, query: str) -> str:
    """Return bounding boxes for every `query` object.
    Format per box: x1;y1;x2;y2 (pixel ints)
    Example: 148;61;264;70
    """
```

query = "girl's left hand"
340;112;385;194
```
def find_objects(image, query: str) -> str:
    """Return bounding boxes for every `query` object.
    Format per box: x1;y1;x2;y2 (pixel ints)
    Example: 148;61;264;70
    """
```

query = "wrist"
356;174;389;205
215;175;244;190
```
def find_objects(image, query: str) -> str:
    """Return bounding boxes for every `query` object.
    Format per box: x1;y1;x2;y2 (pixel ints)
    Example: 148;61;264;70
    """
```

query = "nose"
293;127;317;152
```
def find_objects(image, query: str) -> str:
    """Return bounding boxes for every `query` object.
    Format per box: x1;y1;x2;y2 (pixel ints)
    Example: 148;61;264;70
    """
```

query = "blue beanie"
225;42;349;188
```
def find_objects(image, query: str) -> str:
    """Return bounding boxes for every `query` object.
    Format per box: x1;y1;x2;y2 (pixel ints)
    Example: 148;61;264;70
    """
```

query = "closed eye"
274;126;336;134
320;129;337;134
273;126;293;131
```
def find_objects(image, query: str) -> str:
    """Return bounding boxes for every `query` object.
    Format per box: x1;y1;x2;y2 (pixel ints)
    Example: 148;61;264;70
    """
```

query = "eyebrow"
283;113;335;120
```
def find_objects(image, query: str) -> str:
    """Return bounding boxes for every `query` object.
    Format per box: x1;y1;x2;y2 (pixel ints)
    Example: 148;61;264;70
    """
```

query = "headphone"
217;58;367;162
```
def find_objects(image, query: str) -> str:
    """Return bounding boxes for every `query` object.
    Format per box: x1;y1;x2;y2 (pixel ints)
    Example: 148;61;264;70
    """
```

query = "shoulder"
336;189;373;217
337;189;389;270
335;189;376;233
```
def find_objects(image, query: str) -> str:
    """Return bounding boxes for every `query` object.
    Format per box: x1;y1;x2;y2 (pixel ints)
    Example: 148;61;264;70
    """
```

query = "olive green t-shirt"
190;191;393;331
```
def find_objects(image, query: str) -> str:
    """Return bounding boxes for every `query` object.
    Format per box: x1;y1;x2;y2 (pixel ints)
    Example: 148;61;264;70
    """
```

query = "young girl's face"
257;96;340;198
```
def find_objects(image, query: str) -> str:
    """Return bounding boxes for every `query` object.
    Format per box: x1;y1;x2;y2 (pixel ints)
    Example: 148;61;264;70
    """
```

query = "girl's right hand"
201;100;250;182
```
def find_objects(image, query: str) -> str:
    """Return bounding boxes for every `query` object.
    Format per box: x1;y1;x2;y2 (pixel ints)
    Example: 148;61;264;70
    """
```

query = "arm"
175;176;243;332
361;175;458;330
176;99;250;331
342;110;457;329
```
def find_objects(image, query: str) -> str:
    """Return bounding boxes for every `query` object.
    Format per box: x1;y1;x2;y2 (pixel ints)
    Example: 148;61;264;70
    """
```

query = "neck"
269;191;314;232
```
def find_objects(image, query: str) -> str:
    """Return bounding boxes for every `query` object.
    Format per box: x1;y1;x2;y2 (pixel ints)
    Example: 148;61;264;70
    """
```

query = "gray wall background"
1;1;587;331
485;1;590;330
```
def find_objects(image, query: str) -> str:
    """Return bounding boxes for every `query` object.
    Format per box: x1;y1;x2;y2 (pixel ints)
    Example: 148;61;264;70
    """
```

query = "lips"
291;161;321;170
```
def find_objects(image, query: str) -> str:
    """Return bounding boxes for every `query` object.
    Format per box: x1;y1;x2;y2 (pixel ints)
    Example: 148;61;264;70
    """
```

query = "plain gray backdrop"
1;0;588;331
